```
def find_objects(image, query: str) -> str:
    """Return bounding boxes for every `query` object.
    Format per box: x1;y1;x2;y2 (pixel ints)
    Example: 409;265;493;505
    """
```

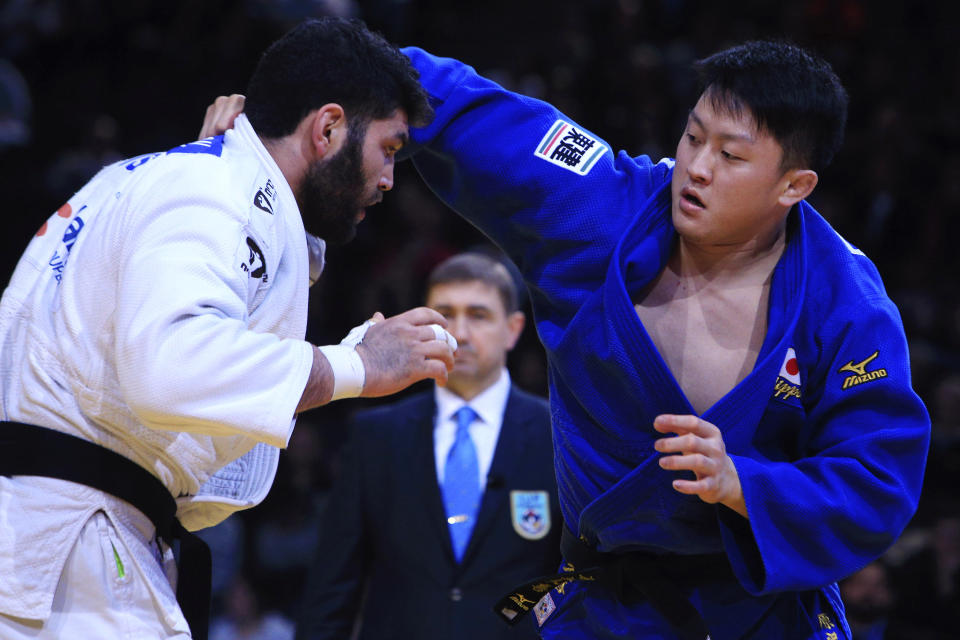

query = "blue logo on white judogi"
510;490;551;540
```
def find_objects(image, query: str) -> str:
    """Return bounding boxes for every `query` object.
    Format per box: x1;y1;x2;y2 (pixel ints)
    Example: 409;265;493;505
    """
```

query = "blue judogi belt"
0;421;211;640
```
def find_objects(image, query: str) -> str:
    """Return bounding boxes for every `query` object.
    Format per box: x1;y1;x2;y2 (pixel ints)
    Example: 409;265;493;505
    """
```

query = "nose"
447;315;470;345
378;162;395;192
686;147;712;184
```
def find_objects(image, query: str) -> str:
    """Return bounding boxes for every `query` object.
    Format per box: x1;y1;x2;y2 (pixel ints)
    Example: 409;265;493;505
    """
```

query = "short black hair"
244;17;433;139
426;253;520;314
694;40;848;172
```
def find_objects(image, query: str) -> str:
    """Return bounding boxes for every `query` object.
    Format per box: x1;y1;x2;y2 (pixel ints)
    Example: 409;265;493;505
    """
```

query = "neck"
673;221;787;284
259;134;310;196
446;369;502;402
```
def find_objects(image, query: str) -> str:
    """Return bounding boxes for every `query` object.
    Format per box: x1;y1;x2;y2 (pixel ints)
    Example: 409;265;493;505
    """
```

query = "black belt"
0;421;211;640
493;526;722;640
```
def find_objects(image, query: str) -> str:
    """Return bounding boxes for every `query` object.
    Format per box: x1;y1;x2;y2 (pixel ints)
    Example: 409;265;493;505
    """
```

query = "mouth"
679;187;706;211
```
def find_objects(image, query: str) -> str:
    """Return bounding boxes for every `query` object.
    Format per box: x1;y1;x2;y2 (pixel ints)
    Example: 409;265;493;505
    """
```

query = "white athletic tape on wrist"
318;345;365;400
429;324;458;351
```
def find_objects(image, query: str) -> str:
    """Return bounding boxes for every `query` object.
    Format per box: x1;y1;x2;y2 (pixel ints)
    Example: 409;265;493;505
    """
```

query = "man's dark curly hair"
245;17;433;138
694;40;848;173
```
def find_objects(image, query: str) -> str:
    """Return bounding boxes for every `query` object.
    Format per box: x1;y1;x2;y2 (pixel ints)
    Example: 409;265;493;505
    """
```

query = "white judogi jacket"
0;114;318;620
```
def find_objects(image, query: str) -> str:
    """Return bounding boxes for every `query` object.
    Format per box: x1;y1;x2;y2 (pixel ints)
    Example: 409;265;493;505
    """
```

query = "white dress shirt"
433;368;510;489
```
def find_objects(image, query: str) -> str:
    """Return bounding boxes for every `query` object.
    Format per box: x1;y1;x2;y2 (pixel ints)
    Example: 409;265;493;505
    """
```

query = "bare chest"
634;276;771;415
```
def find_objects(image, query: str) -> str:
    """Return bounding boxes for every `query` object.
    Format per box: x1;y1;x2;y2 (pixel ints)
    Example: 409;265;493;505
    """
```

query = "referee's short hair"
426;252;519;314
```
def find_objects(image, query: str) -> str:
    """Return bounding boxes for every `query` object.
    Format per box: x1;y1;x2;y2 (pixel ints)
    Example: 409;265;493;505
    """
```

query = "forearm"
296;345;335;413
296;309;456;414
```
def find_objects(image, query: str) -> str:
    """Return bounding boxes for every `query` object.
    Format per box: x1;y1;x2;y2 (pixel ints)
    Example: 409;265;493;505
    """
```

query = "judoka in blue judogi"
401;41;930;640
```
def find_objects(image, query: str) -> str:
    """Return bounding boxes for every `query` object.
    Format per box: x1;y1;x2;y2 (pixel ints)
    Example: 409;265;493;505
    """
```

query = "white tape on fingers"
428;324;458;351
318;345;365;400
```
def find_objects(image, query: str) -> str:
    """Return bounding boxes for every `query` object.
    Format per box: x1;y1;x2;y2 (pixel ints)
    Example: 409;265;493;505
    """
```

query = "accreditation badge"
510;490;551;540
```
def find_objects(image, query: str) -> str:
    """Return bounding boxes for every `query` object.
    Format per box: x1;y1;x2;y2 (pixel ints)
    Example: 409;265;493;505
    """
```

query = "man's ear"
504;310;526;351
308;103;346;159
778;168;818;207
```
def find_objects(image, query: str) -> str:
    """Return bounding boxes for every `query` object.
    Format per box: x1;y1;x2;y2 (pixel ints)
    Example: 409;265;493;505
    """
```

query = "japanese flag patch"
772;347;802;404
535;119;607;175
779;348;801;385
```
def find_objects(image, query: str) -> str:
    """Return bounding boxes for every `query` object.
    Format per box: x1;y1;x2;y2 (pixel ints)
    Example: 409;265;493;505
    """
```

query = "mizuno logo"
839;351;879;376
838;351;887;390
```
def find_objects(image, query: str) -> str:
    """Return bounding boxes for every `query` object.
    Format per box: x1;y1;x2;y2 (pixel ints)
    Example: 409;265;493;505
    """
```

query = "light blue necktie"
443;406;480;562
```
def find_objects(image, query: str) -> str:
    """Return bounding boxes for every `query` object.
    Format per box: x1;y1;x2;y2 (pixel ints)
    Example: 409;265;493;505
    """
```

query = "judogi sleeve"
113;166;312;447
720;292;930;594
404;47;673;324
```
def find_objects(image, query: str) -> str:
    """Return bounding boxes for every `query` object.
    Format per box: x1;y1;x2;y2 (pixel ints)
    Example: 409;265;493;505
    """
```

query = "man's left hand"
654;414;748;518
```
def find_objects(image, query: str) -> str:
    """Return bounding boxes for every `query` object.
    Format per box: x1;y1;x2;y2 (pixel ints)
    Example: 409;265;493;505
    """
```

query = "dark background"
1;1;957;637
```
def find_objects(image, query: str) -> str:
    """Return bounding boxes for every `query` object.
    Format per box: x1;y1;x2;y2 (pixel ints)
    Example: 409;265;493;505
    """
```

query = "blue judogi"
402;48;930;639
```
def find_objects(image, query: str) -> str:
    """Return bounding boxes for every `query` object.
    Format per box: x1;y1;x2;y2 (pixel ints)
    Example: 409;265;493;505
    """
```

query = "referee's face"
427;280;524;399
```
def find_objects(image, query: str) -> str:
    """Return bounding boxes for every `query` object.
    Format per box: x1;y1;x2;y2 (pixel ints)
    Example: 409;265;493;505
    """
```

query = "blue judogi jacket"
403;48;930;636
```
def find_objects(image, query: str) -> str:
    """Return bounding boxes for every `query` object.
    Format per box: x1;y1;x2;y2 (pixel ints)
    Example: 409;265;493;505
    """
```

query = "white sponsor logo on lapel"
510;490;551;540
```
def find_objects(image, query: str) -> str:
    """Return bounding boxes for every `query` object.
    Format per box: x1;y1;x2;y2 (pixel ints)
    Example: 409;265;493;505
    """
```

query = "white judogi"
0;114;317;629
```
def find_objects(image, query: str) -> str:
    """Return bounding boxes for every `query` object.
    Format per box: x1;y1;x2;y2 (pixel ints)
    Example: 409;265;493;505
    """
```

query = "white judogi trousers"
0;509;190;639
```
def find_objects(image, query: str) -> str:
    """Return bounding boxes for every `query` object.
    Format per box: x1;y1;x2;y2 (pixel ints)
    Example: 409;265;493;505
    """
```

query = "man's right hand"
357;307;456;397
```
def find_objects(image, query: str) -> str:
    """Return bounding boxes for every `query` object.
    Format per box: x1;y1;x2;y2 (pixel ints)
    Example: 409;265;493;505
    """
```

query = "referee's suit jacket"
296;385;562;640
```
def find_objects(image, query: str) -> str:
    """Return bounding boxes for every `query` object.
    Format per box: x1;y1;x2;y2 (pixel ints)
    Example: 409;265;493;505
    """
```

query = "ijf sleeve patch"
534;119;607;175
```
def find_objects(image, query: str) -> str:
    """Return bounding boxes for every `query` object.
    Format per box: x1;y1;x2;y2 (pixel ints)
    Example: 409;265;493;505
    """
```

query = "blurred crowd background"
1;1;957;638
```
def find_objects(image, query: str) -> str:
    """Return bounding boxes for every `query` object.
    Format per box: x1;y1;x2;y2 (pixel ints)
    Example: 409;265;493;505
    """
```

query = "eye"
720;150;742;161
685;132;701;146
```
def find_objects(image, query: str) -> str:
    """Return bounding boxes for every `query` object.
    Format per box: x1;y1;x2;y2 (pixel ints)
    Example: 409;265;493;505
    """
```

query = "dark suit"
296;385;561;640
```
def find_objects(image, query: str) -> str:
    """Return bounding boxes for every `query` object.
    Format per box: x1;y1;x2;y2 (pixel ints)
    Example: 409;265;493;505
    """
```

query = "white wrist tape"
318;344;365;401
318;319;374;401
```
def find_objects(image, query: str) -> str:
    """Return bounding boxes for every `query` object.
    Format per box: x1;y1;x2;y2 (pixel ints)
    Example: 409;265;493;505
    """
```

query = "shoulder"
798;204;897;330
795;205;910;380
506;386;552;433
120;139;244;217
348;391;435;433
508;385;550;411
